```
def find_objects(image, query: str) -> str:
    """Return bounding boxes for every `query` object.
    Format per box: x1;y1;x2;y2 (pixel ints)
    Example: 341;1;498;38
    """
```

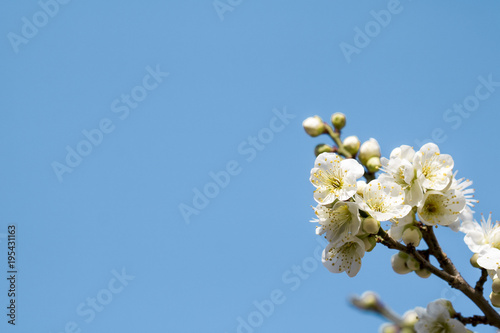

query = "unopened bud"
397;251;409;260
406;256;420;271
343;135;360;156
351;291;382;311
491;292;500;308
362;217;380;234
366;156;381;173
402;226;422;247
391;253;411;275
492;279;500;293
331;112;346;130
470;253;481;268
359;138;381;165
415;268;431;279
314;144;333;156
401;328;415;333
302;116;325;137
380;324;398;333
402;310;419;327
362;235;377;252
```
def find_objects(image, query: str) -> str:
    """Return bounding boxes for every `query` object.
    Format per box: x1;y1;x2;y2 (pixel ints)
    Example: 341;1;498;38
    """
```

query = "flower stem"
324;124;352;159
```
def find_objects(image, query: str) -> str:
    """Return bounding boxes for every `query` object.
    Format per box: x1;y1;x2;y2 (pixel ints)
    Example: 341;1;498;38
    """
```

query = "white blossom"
417;189;465;227
356;179;412;222
310;153;364;205
414;299;466;333
312;201;361;243
413;143;454;191
380;145;424;206
322;236;365;277
460;214;500;270
461;214;500;254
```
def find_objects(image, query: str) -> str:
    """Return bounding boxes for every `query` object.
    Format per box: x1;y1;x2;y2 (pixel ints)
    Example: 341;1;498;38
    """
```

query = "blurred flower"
414;299;465;333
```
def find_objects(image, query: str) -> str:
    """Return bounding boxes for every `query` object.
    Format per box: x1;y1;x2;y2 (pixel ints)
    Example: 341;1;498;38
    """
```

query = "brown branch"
363;172;376;182
377;228;500;329
420;225;458;276
475;269;489;294
453;313;488;327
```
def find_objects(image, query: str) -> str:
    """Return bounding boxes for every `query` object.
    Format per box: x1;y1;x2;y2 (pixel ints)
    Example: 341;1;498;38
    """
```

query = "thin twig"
475;269;489;294
453;313;488;327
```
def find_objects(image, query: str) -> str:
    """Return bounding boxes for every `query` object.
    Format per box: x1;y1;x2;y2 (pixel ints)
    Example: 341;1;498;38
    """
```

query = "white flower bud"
400;328;415;333
401;309;419;326
302;116;325;137
358;138;381;165
380;324;398;333
366;156;381;173
343;135;360;156
491;292;500;307
406;256;420;271
492;278;500;293
402;226;422;247
362;235;376;252
314;144;333;156
415;268;431;279
470;253;481;268
362;217;380;234
331;112;346;130
391;253;411;275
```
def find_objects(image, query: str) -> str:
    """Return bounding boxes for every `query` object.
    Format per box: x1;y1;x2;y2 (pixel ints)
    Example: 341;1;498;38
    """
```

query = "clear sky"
1;0;500;332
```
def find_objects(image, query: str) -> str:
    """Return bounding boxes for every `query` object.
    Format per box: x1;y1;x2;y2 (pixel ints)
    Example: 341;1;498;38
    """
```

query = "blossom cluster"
310;142;475;278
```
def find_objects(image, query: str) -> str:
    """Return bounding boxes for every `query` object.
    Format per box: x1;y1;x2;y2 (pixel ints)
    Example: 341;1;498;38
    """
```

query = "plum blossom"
356;179;412;222
414;299;466;333
417;189;465;227
414;143;454;191
380;145;424;206
310;153;364;204
312;201;361;243
322;236;365;277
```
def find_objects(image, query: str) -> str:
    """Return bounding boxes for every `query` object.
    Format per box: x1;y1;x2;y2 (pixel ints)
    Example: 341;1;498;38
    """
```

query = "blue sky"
1;0;500;332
